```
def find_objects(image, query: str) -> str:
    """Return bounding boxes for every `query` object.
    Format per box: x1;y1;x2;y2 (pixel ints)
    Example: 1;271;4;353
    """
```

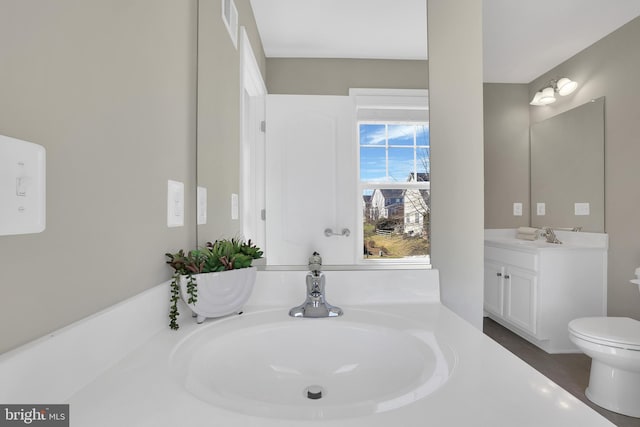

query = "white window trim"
352;89;430;266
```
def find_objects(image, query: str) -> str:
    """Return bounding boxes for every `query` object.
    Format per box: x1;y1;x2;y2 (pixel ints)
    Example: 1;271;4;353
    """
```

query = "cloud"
360;124;429;146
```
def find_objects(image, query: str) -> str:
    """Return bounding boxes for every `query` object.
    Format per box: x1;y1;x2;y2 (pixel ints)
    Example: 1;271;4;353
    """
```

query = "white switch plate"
167;180;184;227
536;202;546;216
197;186;207;225
513;202;523;216
231;193;239;220
574;202;590;216
0;134;46;236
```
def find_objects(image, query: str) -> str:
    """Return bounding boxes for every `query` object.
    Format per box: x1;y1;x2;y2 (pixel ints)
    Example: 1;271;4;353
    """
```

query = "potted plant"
165;238;263;330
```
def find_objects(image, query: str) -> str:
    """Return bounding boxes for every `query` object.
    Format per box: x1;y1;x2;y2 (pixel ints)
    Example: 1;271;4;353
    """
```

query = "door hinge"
260;209;266;220
260;120;266;133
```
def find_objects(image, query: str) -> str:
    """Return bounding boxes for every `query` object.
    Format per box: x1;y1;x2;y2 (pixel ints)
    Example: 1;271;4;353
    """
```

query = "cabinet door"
484;260;504;316
504;266;537;335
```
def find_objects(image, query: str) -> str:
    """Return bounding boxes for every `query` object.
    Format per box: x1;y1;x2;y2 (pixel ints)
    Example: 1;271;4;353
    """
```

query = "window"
351;88;430;264
359;122;430;262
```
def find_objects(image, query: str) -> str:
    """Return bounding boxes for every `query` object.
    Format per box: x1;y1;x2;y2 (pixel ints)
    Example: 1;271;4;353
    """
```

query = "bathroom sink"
170;308;455;420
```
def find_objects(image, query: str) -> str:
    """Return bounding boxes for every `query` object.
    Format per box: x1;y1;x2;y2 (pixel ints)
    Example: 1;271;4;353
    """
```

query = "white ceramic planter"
180;267;257;323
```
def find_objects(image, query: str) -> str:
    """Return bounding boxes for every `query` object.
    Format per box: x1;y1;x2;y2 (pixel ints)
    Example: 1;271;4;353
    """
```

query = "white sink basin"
170;308;455;420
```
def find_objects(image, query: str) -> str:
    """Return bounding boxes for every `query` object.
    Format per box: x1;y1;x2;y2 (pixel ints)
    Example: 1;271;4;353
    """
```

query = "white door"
265;95;356;265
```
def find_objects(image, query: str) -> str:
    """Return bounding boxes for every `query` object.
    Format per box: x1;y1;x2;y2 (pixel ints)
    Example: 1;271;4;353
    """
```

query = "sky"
359;123;429;182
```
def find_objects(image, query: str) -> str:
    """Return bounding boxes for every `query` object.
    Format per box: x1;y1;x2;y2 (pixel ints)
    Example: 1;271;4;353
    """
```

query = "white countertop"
67;303;613;426
485;228;608;252
1;269;614;426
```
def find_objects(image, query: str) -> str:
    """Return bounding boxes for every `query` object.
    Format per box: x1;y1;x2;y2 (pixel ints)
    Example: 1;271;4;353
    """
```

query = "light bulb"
539;87;556;105
530;91;544;106
557;77;578;96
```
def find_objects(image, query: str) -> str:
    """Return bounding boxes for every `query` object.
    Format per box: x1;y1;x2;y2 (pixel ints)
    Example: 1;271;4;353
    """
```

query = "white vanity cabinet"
484;230;607;353
504;265;538;335
483;260;505;317
484;246;538;336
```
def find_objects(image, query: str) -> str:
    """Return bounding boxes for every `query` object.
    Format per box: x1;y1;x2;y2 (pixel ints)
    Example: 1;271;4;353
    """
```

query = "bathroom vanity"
484;229;608;353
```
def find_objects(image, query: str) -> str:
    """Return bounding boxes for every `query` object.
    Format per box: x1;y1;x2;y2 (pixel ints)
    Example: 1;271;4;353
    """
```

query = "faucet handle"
308;251;322;274
542;227;562;244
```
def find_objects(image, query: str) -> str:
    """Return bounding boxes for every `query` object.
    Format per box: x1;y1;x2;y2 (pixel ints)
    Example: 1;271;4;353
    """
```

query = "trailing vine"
168;272;181;330
168;271;197;330
185;274;198;305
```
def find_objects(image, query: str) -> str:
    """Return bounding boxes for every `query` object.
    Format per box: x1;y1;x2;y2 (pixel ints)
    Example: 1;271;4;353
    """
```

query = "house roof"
374;189;404;199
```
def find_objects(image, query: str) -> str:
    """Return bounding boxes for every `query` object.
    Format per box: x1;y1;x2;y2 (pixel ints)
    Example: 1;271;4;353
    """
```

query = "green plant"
165;238;263;330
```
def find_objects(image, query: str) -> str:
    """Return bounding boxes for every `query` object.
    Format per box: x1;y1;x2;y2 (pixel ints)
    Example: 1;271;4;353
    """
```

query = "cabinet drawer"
485;246;537;271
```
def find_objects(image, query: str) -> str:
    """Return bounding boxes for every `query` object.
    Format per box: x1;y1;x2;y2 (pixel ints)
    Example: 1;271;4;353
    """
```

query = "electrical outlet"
513;202;523;216
575;202;590;216
536;202;546;216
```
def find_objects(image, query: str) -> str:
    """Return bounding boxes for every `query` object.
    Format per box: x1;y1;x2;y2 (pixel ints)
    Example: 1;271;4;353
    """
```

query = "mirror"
195;0;267;248
530;97;605;232
195;0;429;263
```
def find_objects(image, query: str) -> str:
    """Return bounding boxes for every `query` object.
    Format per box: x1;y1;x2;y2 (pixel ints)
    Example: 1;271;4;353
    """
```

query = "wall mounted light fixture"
530;77;578;106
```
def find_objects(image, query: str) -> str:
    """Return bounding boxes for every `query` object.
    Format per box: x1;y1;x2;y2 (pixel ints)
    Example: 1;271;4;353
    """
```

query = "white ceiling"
250;0;640;83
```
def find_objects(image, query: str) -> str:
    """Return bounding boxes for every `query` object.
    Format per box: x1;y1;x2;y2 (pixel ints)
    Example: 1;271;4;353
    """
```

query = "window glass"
387;124;415;146
359;147;386;181
388;147;415;181
359;122;430;262
359;124;386;146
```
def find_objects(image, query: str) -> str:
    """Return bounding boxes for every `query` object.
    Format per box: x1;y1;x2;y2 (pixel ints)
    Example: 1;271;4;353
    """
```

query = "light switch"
197;186;207;225
167;180;184;227
574;202;590;216
513;202;523;216
0;134;46;236
16;176;28;197
536;202;546;216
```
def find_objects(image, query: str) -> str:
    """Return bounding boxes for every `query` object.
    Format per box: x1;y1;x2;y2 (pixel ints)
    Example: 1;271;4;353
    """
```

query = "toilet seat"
569;317;640;351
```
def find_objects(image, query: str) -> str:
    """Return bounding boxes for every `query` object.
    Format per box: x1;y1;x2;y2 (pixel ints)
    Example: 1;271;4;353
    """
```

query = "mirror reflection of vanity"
530;97;605;232
483;95;607;353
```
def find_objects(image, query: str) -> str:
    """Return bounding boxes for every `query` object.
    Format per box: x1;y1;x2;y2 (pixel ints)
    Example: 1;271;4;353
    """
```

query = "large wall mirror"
195;0;429;265
530;97;605;232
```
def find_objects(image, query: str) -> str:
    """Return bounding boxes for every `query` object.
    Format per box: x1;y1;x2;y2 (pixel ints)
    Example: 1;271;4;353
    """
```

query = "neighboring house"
404;173;430;236
370;189;404;221
362;194;373;221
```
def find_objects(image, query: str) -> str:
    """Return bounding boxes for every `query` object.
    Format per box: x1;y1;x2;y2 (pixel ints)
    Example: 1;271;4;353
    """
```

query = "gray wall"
196;0;265;245
266;58;428;95
483;84;530;228
485;16;640;319
0;0;198;353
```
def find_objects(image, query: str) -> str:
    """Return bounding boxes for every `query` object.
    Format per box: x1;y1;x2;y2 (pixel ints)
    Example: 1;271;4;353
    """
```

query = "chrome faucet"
289;252;343;318
541;227;562;244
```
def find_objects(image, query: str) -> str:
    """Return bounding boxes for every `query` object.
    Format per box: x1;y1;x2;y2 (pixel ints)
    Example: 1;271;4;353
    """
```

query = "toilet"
569;275;640;418
569;317;640;417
